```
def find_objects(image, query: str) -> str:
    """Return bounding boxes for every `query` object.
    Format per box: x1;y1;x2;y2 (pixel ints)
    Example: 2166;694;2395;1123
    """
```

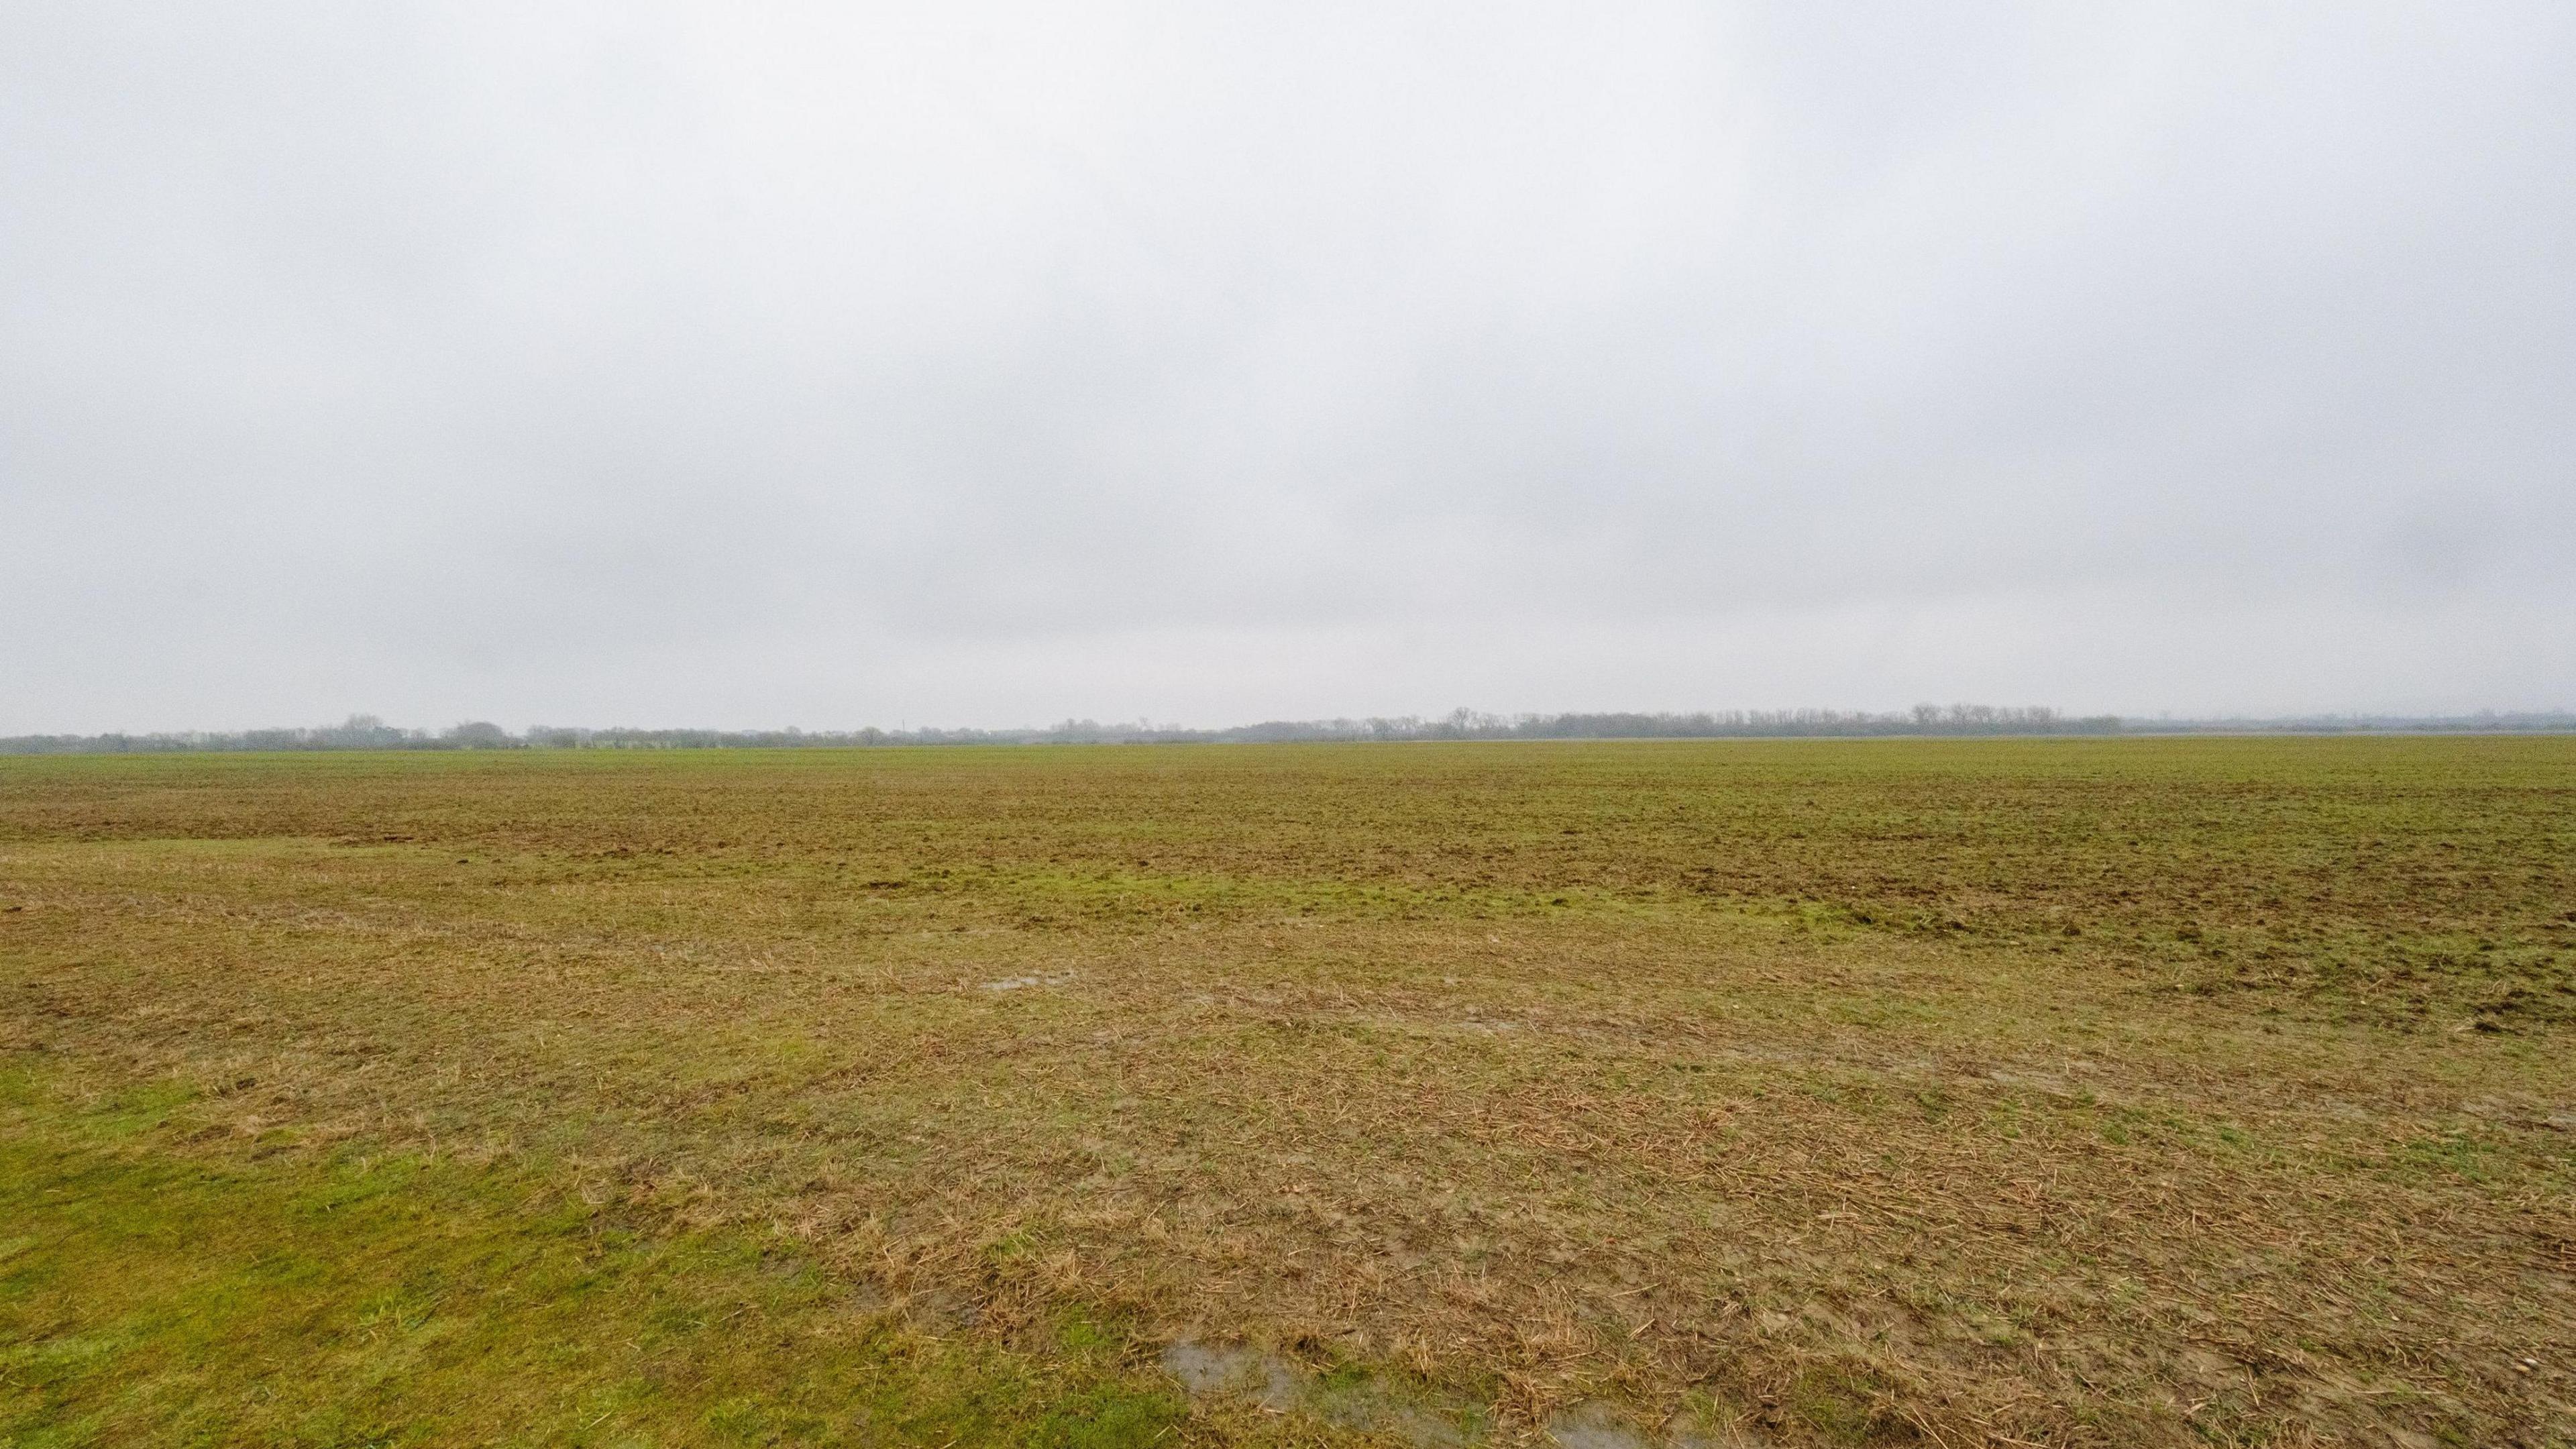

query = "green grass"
3;738;2572;1446
0;1069;1197;1448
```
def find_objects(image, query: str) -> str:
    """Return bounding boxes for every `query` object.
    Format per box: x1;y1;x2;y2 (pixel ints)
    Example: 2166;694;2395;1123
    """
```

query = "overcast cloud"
4;2;2571;732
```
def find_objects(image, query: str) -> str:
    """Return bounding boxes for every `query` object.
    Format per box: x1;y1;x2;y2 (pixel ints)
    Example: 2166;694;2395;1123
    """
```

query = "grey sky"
5;3;2571;732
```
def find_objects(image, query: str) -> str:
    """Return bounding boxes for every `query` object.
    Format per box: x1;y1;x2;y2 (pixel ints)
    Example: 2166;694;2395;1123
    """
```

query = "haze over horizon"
6;3;2572;735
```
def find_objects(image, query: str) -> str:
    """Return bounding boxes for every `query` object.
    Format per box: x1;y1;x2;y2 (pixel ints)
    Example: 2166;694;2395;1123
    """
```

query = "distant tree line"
12;705;2104;753
1195;704;2119;742
2112;710;2576;735
7;706;2570;755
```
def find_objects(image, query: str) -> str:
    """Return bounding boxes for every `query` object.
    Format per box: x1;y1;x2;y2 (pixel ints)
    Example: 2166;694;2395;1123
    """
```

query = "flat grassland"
2;739;2571;1448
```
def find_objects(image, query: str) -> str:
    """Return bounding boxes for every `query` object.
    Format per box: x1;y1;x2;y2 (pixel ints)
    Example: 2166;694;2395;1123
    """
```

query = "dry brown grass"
3;738;2572;1446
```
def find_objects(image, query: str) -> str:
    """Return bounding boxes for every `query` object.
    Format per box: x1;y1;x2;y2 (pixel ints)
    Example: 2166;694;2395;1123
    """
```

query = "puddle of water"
1985;1068;2070;1094
1547;1402;1656;1449
1159;1341;1765;1448
1161;1339;1488;1446
1322;1391;1481;1448
979;972;1074;992
1160;1340;1301;1412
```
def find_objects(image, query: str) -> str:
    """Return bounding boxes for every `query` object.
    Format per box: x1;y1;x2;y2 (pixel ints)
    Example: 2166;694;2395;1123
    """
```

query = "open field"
3;738;2572;1447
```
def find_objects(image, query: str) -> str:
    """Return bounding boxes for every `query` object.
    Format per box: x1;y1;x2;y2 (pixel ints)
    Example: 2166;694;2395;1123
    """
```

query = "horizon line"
8;705;2576;755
